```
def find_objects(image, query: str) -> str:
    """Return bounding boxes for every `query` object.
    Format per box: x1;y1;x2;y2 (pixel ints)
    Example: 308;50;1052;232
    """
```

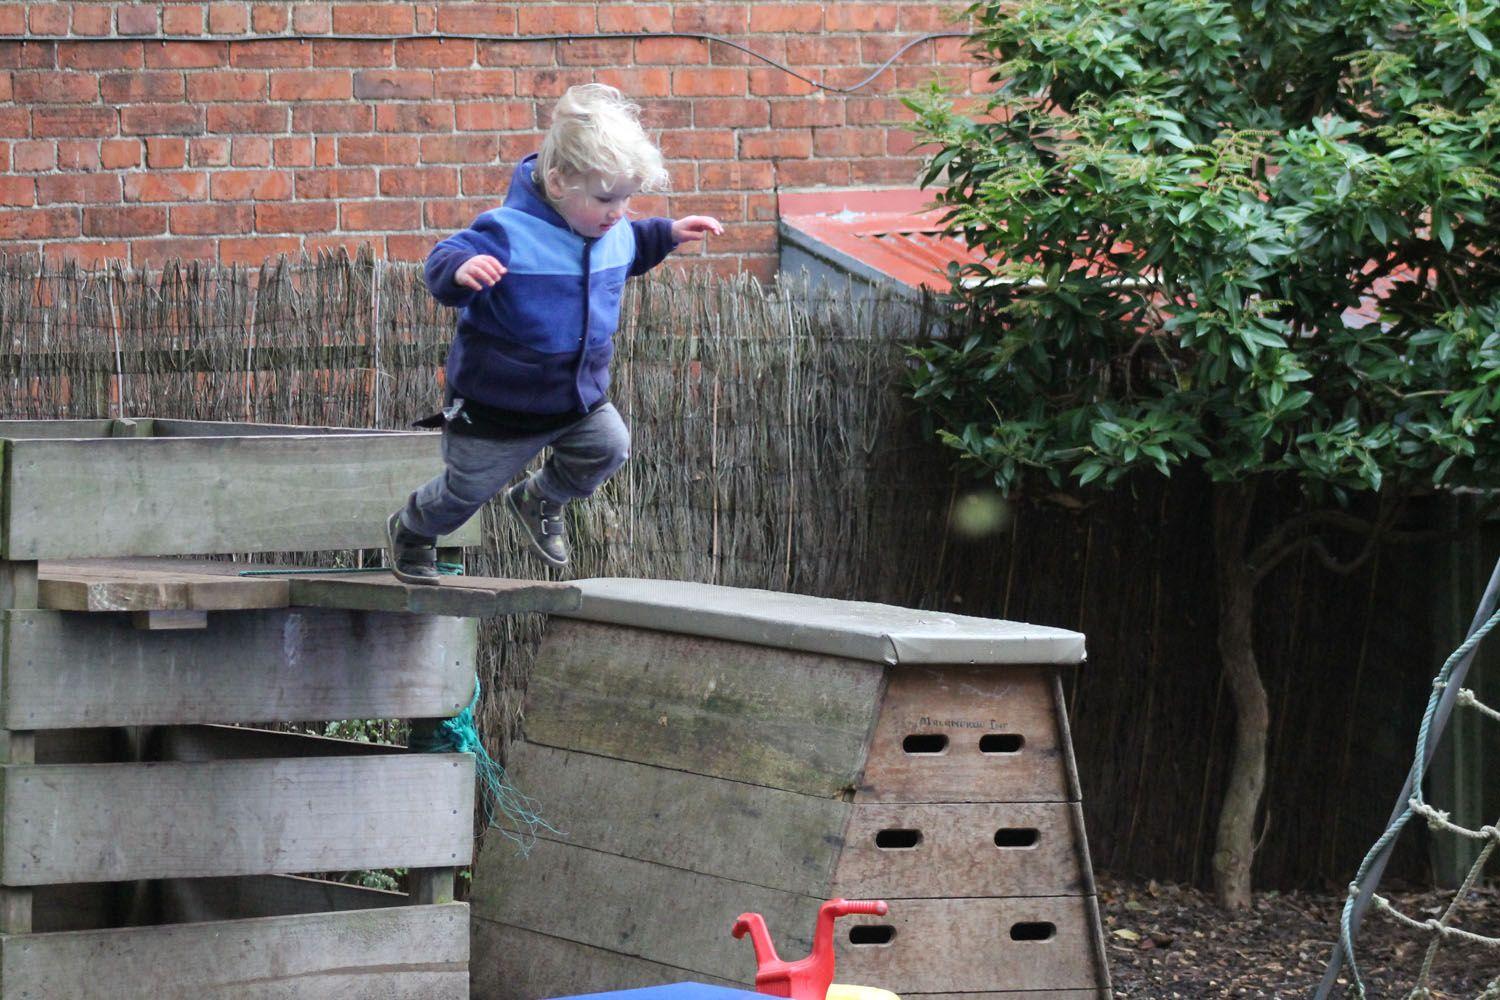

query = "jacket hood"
505;154;571;230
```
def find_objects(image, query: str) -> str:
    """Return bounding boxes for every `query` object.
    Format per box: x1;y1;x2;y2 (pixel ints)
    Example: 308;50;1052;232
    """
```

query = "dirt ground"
1099;874;1500;998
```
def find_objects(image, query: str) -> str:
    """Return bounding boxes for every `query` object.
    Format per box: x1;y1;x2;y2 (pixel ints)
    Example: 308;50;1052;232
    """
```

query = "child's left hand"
672;216;724;244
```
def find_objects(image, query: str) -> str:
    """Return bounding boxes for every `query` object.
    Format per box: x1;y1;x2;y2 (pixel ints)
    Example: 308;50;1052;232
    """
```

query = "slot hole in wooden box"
1009;921;1055;941
874;828;922;850
993;828;1039;848
978;733;1024;754
901;733;948;755
848;924;897;946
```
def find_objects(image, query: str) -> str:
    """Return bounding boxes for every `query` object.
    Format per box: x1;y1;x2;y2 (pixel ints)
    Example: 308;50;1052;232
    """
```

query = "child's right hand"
455;255;507;291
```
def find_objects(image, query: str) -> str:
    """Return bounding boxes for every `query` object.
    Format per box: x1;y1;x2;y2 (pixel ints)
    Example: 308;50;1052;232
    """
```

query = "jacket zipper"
576;239;592;412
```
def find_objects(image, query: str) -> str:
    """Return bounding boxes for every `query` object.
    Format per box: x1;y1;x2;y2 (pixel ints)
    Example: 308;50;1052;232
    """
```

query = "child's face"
547;169;642;238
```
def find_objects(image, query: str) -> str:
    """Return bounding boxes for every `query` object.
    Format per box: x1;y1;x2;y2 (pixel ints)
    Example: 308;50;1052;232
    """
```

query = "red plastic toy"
731;898;890;1000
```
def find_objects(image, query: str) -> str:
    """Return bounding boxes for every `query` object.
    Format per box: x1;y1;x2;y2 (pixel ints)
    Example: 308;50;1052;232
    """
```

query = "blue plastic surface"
545;984;767;1000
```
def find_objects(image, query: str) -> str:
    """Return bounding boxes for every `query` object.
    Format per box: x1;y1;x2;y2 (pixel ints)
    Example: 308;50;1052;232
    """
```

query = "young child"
388;84;722;582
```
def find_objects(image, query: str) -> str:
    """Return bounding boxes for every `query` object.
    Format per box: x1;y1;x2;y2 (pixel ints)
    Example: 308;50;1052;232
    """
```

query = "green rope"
410;675;558;854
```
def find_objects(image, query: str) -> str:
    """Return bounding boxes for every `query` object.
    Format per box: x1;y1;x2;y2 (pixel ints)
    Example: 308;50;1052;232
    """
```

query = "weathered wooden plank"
2;433;479;559
830;801;1091;899
472;837;820;978
38;560;290;611
499;741;847;896
0;419;113;439
0;753;475;883
151;418;393;437
831;897;1107;994
287;573;581;617
0;902;470;999
524;620;887;796
471;919;745;1000
856;665;1070;804
2;608;477;728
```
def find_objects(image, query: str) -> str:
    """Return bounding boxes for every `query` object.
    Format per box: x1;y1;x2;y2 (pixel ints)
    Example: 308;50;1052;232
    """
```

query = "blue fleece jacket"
423;154;678;415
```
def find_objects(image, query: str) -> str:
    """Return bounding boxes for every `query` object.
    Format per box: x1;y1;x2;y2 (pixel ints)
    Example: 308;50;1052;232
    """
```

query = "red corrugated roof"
778;188;988;291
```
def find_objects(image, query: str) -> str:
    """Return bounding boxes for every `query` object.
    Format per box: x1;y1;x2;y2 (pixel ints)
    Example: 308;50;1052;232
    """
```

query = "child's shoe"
504;481;569;567
386;510;441;585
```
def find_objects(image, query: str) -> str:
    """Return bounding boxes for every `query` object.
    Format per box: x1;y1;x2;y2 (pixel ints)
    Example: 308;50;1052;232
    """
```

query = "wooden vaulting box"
0;418;580;999
473;579;1113;1000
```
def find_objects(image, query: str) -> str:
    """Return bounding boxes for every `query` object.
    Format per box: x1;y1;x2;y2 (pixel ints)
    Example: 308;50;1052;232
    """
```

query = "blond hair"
535;84;669;198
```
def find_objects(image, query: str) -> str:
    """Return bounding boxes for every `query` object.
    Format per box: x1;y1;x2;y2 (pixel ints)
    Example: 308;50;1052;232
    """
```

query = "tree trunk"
1211;480;1269;909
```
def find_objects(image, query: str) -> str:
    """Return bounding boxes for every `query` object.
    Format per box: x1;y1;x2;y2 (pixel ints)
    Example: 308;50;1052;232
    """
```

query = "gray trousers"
400;403;630;540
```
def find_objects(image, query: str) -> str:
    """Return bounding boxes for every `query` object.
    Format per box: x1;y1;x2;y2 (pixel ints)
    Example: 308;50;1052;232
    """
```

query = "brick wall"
0;2;980;279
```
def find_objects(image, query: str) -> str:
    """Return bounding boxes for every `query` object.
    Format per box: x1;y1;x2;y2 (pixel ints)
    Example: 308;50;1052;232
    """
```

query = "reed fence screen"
0;250;1446;890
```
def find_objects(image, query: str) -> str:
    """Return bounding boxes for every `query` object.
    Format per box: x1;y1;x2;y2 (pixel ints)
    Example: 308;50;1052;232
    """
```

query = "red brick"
70;5;113;35
700;221;775;254
698;160;773;190
459;165;507;195
495;133;538;160
293;166;374;199
288;103;370;133
846;96;908;122
0;7;26;34
556;38;633;67
60;41;143;70
232;40;312;69
900;4;966;31
206;103;288;133
101;139;141;169
170;202;254;234
252;3;289;32
0;206;78;239
162;5;207;34
419;134;498;164
434;68;514;99
268;69;352;100
352;69;432;99
340;199;421;231
121;104;203;135
367;104;449;133
0;176;34;207
380;166;457;198
707;34;785;67
210;169;294;200
0;107;27;135
659;128;735;159
256;201;335;233
814;127;886;157
424;197;493;229
826;3;899;31
339;135;418;167
13;141;55;172
637;97;692;128
475;39;553;68
125;172;207;203
770;97;843;127
745;192;776;221
56;139;100;170
331;3;413;33
14;69;96;103
314;135;335;165
750;3;824;31
383;233;431;259
145;43;227;70
435;4;517;34
186;69;267;101
146;137;188;168
28;4;70;35
787;36;860;65
750;67;818;96
116;5;162;34
0;41;57;70
851;157;921;184
594;67;670;98
231;135;272;166
886;127;924;156
516;4;595;33
208;2;249;33
0;72;9;101
671;68;746;97
188;136;231;166
597;4;671;32
394;38;475;68
83;205;166;237
218;235;301;266
515;68;592;98
694;97;770;128
311;39;392;67
292;4;332;33
273;136;314;166
131;237;218;268
44;240;129;266
32;106;116;137
634;37;708;65
102;71;186;104
674;3;749;32
739;130;812;158
860;33;910;65
932;36;973;63
667;193;740;220
454;101;534;132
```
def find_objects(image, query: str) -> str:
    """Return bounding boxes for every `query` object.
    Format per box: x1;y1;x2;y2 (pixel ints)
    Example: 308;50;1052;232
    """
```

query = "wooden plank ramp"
38;558;581;617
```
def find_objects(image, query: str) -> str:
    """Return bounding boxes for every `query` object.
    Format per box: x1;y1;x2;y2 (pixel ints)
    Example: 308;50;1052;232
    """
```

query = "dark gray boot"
387;510;441;585
504;480;569;568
